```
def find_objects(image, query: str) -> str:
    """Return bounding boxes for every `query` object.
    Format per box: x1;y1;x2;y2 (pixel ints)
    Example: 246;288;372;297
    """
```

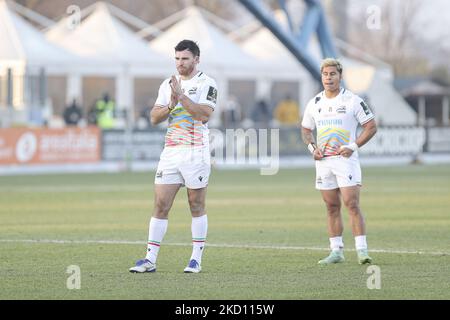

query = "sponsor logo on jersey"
188;87;197;95
336;106;346;114
318;119;343;127
207;86;217;103
156;171;163;178
360;101;373;116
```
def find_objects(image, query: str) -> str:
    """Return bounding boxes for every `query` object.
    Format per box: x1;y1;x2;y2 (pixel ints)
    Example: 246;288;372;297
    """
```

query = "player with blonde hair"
301;58;377;265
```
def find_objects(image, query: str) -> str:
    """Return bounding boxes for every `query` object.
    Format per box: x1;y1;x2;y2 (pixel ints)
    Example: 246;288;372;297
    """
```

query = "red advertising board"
0;127;101;165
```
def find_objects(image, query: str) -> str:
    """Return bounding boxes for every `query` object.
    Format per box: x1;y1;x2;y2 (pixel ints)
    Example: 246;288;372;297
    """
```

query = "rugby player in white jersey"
301;58;377;265
130;40;218;273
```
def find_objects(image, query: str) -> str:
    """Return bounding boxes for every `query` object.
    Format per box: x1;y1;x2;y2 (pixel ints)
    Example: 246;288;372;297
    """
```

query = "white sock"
355;235;368;250
190;215;207;264
145;217;168;264
329;236;344;252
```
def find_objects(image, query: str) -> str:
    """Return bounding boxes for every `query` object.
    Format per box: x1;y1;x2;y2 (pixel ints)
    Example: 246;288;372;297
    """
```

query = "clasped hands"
168;75;183;111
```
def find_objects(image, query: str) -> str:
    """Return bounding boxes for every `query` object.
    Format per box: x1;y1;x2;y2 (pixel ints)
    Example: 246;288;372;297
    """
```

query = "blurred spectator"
63;98;83;126
136;99;153;129
221;95;241;128
251;99;271;128
273;94;300;126
94;92;115;129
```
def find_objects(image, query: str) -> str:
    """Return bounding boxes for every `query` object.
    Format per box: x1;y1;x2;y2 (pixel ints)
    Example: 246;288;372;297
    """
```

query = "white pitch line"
0;239;448;256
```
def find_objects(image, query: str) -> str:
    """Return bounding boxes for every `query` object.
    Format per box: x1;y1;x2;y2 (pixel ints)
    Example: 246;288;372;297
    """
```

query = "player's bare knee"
344;199;360;215
325;202;340;216
188;194;205;214
153;199;171;218
187;190;205;213
188;200;205;216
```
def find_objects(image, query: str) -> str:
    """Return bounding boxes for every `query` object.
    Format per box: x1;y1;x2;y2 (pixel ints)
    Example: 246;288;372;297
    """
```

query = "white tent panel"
46;2;174;112
0;0;83;74
366;71;417;125
240;10;312;80
339;58;416;125
150;7;268;79
46;2;172;76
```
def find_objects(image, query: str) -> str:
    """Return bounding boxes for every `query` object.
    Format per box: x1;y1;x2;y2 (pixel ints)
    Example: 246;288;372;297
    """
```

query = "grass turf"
0;165;449;299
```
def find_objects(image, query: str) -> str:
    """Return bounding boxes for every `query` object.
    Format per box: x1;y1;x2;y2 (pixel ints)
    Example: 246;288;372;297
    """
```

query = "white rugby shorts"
315;156;362;190
155;147;211;189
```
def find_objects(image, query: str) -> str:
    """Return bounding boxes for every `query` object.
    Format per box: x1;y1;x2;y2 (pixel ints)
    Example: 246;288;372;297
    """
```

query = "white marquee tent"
46;2;174;114
150;7;265;77
0;0;84;124
149;6;311;113
1;0;416;127
0;0;82;74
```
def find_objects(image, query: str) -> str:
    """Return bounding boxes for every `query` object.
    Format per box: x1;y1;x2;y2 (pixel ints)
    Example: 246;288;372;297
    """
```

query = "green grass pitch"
0;165;449;300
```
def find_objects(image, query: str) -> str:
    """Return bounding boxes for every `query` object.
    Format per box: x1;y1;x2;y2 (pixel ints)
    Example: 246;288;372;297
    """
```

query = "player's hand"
170;75;183;98
339;145;355;158
169;91;178;111
313;148;324;160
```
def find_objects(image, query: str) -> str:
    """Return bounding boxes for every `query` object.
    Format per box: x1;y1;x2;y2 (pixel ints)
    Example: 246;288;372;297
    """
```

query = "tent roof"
46;2;172;71
149;6;266;78
367;71;417;125
238;10;321;80
240;13;309;76
0;0;79;68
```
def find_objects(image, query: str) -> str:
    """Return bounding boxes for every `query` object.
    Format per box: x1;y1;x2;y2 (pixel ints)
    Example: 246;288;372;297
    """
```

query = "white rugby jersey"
155;71;217;148
301;88;374;159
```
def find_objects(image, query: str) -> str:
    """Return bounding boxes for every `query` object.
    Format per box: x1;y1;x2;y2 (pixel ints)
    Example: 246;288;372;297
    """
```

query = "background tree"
346;0;431;77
